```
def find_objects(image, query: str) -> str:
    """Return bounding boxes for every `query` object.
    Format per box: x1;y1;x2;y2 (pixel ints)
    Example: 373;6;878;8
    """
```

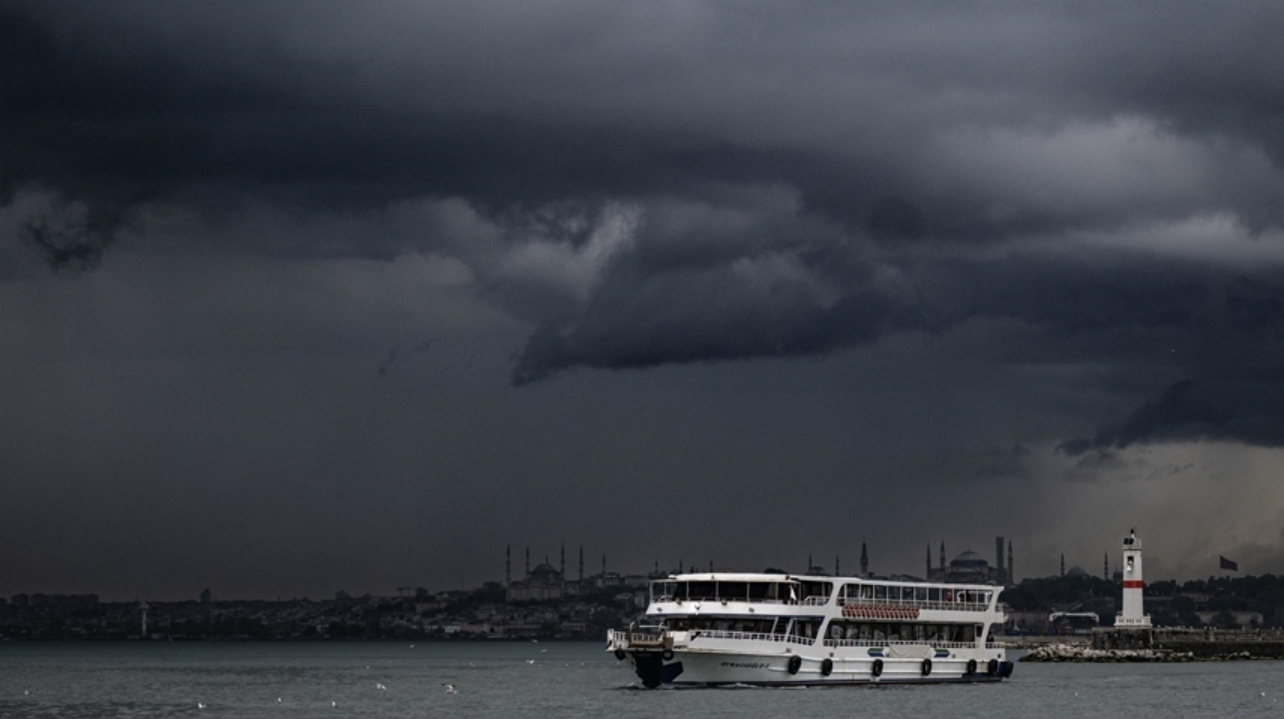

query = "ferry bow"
606;572;1012;687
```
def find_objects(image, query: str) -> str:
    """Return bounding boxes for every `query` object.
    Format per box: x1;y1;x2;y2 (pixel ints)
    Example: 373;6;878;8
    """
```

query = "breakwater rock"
1022;643;1193;662
1023;635;1282;662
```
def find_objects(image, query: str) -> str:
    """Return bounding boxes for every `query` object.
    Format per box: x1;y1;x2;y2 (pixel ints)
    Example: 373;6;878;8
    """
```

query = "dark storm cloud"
5;1;1284;230
4;0;1284;452
19;203;138;272
1061;377;1284;455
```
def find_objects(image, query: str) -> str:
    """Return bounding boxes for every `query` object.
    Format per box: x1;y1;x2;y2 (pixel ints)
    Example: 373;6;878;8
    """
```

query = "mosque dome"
950;551;988;568
530;563;562;582
1066;565;1089;578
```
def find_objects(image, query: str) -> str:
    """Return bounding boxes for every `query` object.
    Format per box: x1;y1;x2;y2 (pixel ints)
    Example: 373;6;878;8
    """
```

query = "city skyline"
3;1;1283;600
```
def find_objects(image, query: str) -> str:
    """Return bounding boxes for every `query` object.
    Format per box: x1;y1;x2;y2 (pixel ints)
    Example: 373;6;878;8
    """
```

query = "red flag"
1219;556;1238;571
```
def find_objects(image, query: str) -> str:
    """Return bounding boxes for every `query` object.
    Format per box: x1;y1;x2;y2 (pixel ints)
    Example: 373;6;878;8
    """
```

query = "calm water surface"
1;642;1282;718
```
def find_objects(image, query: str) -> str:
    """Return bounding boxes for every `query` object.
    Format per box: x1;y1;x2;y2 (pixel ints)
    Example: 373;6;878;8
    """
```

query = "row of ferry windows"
651;581;992;605
659;617;977;643
846;585;993;605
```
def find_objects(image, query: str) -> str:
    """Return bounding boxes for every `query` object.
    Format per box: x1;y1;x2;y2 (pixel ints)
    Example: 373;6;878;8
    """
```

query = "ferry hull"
619;646;1012;687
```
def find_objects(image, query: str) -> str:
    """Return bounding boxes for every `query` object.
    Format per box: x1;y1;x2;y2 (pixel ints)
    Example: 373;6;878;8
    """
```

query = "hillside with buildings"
4;538;1281;640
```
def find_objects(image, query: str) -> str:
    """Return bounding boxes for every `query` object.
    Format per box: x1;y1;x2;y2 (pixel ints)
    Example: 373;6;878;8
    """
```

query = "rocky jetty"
1022;642;1268;662
1022;643;1189;662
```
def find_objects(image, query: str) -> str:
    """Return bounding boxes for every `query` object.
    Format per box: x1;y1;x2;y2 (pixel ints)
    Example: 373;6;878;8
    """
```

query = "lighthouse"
1115;528;1151;627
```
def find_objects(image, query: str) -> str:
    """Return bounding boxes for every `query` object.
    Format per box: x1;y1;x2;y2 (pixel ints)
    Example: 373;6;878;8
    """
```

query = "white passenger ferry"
607;572;1011;687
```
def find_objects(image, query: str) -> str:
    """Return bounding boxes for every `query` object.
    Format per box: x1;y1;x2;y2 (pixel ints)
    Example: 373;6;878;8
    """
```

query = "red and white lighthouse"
1115;528;1151;627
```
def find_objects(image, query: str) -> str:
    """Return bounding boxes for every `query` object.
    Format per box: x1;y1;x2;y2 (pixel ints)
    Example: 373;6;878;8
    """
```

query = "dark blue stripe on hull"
667;676;1006;688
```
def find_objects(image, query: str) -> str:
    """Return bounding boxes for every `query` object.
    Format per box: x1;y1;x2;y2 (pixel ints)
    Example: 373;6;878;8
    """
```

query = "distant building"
927;538;1013;585
1196;610;1263;627
507;554;565;602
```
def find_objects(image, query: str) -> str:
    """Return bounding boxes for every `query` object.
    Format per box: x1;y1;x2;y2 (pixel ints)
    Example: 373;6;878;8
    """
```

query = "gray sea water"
1;642;1281;718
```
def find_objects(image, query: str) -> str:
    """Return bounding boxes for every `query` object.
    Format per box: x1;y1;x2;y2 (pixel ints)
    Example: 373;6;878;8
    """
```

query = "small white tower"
139;601;150;638
1115;529;1151;627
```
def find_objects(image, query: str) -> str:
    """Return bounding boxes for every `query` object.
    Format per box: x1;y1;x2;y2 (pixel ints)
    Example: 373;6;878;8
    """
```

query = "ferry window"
874;585;887;600
902;624;919;640
795;620;820;638
688;582;716;600
653;581;677;601
801;581;833;601
844;584;861;599
861;584;874;599
714;582;745;601
928;587;940;602
916;587;928;601
872;625;887;641
747;583;771;601
887;586;900;601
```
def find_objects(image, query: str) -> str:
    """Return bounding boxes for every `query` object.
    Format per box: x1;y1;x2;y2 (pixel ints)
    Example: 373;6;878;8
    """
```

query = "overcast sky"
3;1;1284;601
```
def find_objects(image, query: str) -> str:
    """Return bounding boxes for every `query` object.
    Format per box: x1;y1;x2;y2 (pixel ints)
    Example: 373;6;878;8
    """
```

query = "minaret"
860;541;869;578
1116;529;1151;627
506;544;511;586
835;554;840;576
1008;540;1014;584
525;546;530;578
940;541;946;572
560;544;565;577
1104;551;1109;579
808;553;813;571
995;536;1005;583
926;544;932;579
1060;553;1065;577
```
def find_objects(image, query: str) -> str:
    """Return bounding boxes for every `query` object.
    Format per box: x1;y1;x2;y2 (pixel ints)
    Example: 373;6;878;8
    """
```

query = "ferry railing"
655;596;830;606
837;597;992;613
821;638;985;649
624;622;670;649
685;629;784;643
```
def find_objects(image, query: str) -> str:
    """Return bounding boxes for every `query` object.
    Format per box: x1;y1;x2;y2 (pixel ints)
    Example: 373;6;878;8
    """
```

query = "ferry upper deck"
648;572;1003;614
